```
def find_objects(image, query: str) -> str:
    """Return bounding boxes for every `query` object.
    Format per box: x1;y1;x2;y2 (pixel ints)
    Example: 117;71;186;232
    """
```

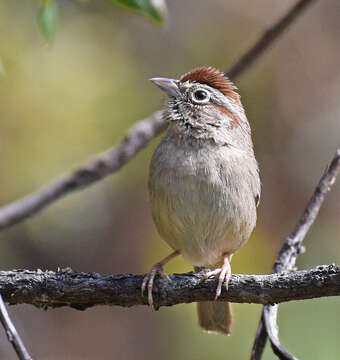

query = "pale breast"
148;134;259;267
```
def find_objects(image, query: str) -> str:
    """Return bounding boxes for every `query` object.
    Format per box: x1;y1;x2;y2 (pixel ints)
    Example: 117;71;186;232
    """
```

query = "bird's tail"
195;266;233;336
197;301;233;336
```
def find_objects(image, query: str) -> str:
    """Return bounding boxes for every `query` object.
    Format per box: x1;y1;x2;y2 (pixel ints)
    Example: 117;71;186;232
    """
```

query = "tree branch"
0;295;33;360
0;0;317;230
0;265;339;310
225;0;317;79
0;112;165;229
250;149;340;360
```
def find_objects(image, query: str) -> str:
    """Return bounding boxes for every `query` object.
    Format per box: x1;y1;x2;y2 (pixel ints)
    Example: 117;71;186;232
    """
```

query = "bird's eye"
191;89;210;104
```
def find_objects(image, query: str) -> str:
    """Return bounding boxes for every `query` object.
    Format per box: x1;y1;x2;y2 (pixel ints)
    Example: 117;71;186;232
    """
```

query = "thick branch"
0;0;316;230
251;149;340;360
1;265;340;310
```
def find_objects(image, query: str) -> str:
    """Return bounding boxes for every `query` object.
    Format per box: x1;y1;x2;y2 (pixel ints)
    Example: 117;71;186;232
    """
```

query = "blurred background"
0;0;339;359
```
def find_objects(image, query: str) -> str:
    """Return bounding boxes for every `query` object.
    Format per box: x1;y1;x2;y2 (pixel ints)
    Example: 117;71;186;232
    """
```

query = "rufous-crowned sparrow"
143;67;260;335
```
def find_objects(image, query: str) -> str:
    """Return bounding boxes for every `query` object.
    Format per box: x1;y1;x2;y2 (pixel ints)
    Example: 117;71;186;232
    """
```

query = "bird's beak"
150;77;181;98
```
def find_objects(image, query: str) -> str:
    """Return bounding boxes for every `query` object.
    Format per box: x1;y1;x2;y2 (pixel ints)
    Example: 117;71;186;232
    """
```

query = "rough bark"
0;265;339;310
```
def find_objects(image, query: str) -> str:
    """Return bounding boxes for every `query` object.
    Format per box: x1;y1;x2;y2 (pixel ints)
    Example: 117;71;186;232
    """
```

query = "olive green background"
0;1;339;359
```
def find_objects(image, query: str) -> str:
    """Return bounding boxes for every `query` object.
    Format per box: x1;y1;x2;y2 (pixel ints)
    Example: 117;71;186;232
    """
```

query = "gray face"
150;75;252;149
164;80;250;145
177;81;227;106
166;82;228;128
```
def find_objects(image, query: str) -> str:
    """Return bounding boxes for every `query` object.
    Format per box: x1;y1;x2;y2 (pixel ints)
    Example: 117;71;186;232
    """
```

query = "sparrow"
143;67;260;335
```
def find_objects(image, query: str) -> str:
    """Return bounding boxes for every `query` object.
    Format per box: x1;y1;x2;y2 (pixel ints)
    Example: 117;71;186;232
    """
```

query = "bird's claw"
141;263;171;309
203;258;231;300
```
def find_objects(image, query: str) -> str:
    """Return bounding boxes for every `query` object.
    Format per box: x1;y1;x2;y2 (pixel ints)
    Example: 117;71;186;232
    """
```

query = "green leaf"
109;0;167;22
38;0;58;41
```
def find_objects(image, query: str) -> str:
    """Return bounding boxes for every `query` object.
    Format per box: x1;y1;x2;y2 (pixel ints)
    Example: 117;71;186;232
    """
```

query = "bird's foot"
141;263;171;309
204;254;231;300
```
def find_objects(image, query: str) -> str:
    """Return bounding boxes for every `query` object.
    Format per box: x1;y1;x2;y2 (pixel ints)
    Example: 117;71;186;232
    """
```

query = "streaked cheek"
208;103;241;129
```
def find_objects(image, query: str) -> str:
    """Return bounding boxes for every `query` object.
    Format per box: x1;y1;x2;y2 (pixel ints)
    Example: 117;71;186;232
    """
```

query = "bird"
142;66;260;335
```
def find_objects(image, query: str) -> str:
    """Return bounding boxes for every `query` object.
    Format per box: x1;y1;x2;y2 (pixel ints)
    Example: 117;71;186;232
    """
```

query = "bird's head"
150;67;250;145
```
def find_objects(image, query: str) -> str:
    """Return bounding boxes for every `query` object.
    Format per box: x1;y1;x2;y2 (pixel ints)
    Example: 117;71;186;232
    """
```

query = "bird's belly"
149;152;256;267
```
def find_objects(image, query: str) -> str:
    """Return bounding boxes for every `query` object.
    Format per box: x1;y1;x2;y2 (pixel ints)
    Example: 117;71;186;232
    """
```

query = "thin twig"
226;0;317;79
0;294;33;360
0;111;165;229
0;0;317;230
250;149;340;360
0;265;340;310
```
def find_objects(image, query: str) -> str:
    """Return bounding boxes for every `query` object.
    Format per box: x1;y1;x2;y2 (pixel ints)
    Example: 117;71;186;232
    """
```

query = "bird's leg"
141;250;180;309
204;253;231;300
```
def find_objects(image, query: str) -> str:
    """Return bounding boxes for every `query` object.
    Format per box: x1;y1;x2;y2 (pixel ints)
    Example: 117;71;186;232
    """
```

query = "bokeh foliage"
0;1;339;359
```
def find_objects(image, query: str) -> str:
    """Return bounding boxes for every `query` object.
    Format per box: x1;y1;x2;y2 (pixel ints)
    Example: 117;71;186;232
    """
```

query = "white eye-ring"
190;89;210;104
